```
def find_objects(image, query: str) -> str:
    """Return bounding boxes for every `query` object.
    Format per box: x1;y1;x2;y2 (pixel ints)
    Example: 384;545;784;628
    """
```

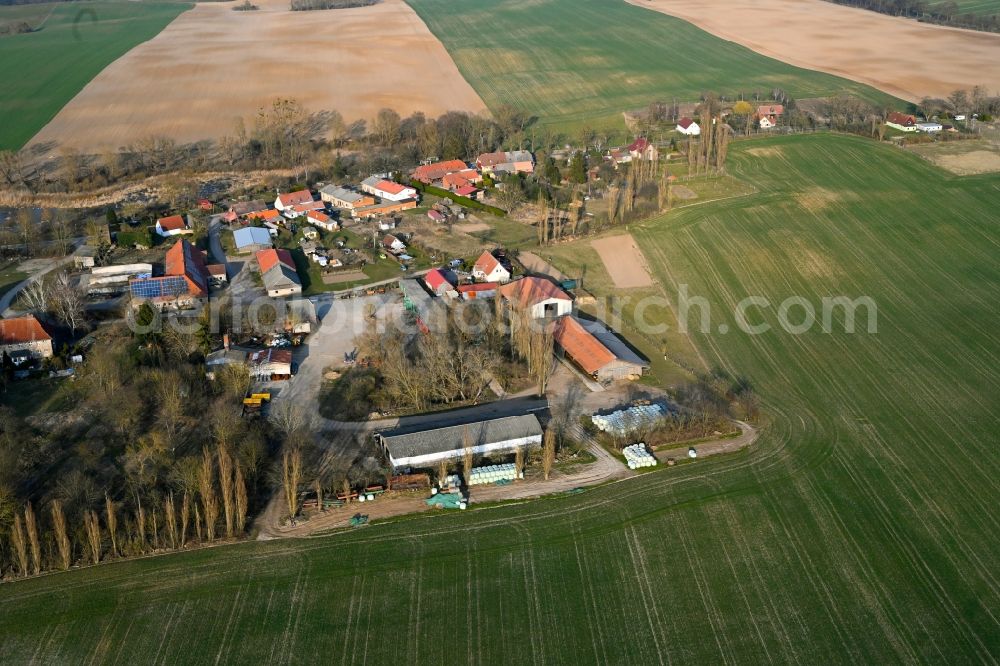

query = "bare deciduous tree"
198;448;219;541
84;510;102;564
542;429;556;481
104;493;118;558
282;446;302;519
234;466;248;534
25;502;40;575
11;513;29;577
51;500;72;570
217;443;235;538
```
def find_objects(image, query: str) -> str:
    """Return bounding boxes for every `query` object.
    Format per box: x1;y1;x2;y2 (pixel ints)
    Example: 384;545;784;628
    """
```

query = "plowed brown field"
28;0;486;153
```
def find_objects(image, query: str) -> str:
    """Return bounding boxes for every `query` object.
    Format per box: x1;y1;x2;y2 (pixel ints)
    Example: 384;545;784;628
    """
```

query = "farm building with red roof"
0;314;53;362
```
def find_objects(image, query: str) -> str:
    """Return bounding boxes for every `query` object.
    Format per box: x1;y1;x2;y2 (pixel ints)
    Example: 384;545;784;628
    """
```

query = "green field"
405;0;903;134
2;134;999;662
924;0;1000;16
0;0;189;150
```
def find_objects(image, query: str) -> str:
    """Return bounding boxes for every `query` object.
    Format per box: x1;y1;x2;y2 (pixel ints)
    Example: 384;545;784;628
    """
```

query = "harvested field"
907;140;1000;175
28;0;485;153
629;0;1000;102
591;233;653;288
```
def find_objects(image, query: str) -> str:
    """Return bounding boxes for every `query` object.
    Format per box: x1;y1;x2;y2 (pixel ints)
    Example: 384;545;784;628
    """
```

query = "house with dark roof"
499;276;572;319
0;315;53;364
319;185;375;210
377;414;543;470
551;315;648;383
256;248;301;298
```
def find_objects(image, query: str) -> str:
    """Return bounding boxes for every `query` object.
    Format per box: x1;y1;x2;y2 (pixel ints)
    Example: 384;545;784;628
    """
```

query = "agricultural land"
406;0;902;134
25;0;486;154
2;134;998;663
0;0;191;151
631;0;1000;101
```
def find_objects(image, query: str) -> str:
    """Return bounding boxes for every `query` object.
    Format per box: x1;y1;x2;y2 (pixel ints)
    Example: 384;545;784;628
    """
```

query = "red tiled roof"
308;210;331;223
499;277;571;309
157;215;186;231
455;185;478;197
413;159;467;183
0;315;51;345
677;117;695;129
207;264;226;277
256;248;295;275
375;180;408;195
427;210;446;221
276;190;314;207
248;209;281;222
888;111;916;126
424;268;454;292
165;239;209;297
627;137;649;152
457;283;496;293
474;250;500;275
757;104;784;116
550;315;615;375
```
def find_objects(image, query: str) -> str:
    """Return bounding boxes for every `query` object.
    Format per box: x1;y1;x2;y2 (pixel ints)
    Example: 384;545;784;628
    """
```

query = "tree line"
825;0;1000;32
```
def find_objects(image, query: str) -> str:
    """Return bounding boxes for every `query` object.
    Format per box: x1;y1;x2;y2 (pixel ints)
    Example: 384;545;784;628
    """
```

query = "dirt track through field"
28;0;486;153
628;0;1000;101
591;233;654;288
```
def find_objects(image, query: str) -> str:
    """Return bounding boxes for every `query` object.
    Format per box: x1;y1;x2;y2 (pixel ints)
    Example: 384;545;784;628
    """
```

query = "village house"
206;264;227;287
301;226;318;240
129;239;214;310
676;117;700;136
319;185;376;210
413;159;468;184
609;148;631;165
306;209;337;231
274;189;314;212
233;227;273;254
224;200;268;224
886;112;918;132
246;209;283;227
247;348;293;381
475;150;535;176
282;200;325;219
256;248;302;298
377;414;543;471
155;215;192;238
499;276;573;319
627;137;658;161
383;234;406;253
423;268;457;295
361;176;418;202
0;314;53;364
472;250;511;283
551;314;649;383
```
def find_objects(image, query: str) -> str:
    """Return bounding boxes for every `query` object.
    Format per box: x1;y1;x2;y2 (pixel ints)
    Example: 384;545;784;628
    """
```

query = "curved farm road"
628;0;1000;101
